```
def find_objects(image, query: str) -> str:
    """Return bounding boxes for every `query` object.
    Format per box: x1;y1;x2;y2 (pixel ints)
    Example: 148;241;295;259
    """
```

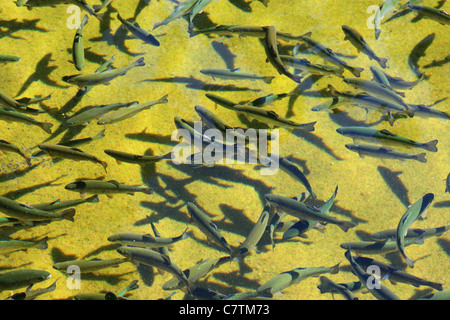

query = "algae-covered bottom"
0;0;448;300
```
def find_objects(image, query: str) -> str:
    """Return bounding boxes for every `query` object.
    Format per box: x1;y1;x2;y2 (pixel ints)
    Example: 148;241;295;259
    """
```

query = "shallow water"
0;0;448;300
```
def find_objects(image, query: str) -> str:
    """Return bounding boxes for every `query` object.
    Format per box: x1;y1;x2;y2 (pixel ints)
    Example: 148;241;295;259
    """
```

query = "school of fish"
0;0;448;300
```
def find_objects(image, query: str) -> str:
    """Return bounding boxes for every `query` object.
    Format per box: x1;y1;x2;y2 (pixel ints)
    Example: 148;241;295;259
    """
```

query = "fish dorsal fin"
265;110;279;120
69;147;84;153
209;221;219;231
20;203;34;209
379;129;395;136
107;180;120;186
379;146;393;152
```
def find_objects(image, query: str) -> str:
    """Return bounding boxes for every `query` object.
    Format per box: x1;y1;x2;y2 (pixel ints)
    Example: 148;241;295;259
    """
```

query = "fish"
396;193;434;268
0;236;48;255
336;126;438;152
186;202;234;255
327;84;413;121
32;129;106;158
65;102;138;126
200;68;275;84
72;14;89;71
8;279;57;300
342;25;388;68
62;57;145;90
265;186;356;232
0;54;21;63
97;94;168;124
354;255;444;291
408;4;450;25
237;204;271;256
317;276;358;300
408;33;435;77
153;0;198;30
117;13;160;46
107;228;189;249
38;143;108;172
0;196;75;223
279;157;317;199
344;249;400;300
53;258;128;273
370;66;426;90
371;225;450;241
343;78;413;117
162;256;231;291
407;103;450;121
418;290;450;300
0;107;53;134
81;55;115;96
263;25;303;83
279;55;344;78
65;179;153;198
256;263;340;296
231;105;316;131
116;246;197;294
340;237;423;255
373;0;402;39
0;139;31;166
0;269;51;291
31;194;99;211
344;143;427;163
189;0;214;29
300;35;364;77
104;149;172;165
0;86;24;109
190;24;311;42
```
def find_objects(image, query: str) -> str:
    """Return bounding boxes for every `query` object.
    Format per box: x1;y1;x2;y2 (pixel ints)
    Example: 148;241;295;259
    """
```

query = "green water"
0;0;448;300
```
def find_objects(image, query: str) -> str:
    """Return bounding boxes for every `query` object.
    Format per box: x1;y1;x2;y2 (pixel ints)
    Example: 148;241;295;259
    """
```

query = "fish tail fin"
181;228;189;240
297;121;316;132
327;84;339;97
87;194;99;203
404;106;415;118
338;221;356;232
415;153;427;163
159;94;169;104
133;57;145;67
141;187;154;195
100;160;108;172
94;12;104;21
264;76;276;84
61;208;76;222
378;57;388;69
423;139;438;152
40;122;53;134
331;261;341;274
429;282;444;291
350;66;364;77
92;129;106;140
37;236;49;250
